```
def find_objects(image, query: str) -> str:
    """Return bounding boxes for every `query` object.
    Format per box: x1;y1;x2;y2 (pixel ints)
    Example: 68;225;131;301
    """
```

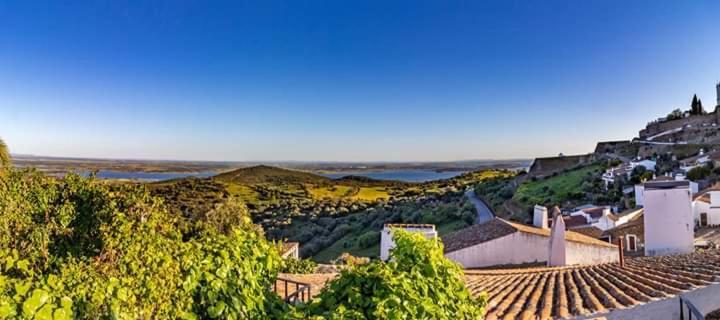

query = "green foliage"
688;165;711;181
357;231;380;249
0;169;284;319
299;230;486;319
280;258;317;274
0;138;9;169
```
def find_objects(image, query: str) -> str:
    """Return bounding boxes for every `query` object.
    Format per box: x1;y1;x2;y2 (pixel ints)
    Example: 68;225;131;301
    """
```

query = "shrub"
281;258;318;274
299;230;486;319
357;231;380;249
688;166;711;181
0;169;285;319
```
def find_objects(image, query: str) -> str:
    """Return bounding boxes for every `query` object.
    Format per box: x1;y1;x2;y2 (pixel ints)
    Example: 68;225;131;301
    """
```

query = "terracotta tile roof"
548;215;588;229
442;218;616;254
582;206;607;219
615;208;643;219
464;250;720;319
569;226;604;239
276;273;337;300
442;219;518;253
602;213;644;237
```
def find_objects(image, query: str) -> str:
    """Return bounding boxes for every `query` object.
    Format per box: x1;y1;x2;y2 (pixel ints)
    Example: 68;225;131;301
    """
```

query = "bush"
357;231;380;249
688;166;711;181
0;169;285;319
280;258;318;274
299;230;486;319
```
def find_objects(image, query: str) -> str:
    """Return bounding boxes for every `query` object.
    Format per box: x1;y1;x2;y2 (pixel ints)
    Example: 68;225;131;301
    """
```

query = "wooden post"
618;236;625;267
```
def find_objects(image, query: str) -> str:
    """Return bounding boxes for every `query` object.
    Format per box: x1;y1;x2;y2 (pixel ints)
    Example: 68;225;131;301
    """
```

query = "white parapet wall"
380;224;437;261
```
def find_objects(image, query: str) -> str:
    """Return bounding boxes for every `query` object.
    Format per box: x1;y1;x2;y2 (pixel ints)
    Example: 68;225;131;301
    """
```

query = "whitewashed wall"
444;232;618;269
380;226;437;261
644;187;694;256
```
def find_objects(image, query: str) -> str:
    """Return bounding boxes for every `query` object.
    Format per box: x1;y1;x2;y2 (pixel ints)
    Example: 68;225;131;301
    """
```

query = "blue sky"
1;1;719;161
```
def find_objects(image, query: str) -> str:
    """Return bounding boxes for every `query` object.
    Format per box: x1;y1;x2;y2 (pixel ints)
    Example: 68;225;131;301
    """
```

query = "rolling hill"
213;165;332;185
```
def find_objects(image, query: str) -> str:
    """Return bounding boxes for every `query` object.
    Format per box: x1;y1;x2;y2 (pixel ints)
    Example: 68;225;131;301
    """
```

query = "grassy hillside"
513;164;602;206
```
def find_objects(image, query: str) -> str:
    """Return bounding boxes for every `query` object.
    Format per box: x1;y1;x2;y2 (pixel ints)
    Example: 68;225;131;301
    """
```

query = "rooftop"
442;218;615;254
465;250;720;319
644;180;690;190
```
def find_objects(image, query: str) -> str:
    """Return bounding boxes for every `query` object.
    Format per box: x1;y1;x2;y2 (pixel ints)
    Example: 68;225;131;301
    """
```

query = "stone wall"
528;153;595;178
640;111;720;138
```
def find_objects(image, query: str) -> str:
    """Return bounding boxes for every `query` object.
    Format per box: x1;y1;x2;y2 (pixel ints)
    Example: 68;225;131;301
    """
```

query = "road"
464;188;495;224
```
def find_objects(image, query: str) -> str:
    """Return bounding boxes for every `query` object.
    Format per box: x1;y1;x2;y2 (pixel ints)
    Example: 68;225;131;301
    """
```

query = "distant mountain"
213;165;331;185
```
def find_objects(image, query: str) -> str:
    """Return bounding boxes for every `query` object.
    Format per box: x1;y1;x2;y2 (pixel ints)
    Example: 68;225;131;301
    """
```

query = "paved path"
465;188;494;224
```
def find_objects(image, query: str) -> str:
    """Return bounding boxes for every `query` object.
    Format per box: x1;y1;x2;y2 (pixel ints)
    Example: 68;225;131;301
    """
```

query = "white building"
442;218;618;269
635;175;698;207
692;187;720;227
643;180;694;256
380;224;437;261
552;206;618;231
630;159;657;172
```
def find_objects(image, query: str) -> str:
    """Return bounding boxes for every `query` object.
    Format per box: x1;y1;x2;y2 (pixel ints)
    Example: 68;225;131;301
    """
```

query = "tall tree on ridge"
691;94;699;115
0;137;10;169
698;98;705;115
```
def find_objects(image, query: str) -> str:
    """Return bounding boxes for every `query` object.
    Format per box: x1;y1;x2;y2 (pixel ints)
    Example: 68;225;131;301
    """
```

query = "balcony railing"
274;277;312;304
680;295;705;320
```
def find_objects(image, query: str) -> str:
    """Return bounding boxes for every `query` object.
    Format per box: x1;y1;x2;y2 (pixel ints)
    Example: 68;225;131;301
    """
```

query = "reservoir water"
320;170;467;183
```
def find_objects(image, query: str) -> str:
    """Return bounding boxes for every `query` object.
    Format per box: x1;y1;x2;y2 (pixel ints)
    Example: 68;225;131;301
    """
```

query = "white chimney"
533;205;549;229
548;214;567;267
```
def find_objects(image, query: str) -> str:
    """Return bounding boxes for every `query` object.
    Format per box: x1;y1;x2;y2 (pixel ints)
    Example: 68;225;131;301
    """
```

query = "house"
601;165;631;188
380;224;437;261
442;218;617;269
280;242;300;259
679;149;720;173
643;180;694;256
692;186;720;227
548;205;618;231
601;211;645;254
629;159;657;172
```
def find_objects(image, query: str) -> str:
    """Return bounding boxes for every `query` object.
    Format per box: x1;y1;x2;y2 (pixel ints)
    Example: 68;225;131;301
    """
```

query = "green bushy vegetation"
0;169;285;319
298;230;486;319
0;168;488;319
280;258;317;274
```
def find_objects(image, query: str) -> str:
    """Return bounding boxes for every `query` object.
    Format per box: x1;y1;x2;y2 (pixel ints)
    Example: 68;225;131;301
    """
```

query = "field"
513;164;602;206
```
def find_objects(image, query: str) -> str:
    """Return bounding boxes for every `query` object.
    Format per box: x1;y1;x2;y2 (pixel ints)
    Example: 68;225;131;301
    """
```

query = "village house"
601;211;645;253
643;179;694;256
380;224;437;261
692;186;720;227
680;149;720;173
442;217;618;269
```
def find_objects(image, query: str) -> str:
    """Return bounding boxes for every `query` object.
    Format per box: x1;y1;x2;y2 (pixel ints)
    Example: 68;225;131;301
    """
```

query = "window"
626;234;638;251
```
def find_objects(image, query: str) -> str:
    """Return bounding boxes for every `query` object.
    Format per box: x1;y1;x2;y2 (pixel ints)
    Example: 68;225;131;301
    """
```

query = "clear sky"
1;1;719;161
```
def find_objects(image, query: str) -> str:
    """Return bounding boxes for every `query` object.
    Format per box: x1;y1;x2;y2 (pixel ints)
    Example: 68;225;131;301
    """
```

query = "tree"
691;94;699;115
299;230;486;319
0;137;9;169
687;166;711;181
698;98;705;115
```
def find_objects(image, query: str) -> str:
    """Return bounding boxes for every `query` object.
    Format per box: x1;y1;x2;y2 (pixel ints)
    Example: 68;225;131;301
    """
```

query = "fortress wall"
640;113;718;138
528;154;595;178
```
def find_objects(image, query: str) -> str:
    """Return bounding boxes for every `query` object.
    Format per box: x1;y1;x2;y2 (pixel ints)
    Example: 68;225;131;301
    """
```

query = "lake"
319;170;467;182
77;170;216;181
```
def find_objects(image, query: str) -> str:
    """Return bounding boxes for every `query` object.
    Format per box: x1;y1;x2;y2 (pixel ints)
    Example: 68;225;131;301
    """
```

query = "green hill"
213;165;331;185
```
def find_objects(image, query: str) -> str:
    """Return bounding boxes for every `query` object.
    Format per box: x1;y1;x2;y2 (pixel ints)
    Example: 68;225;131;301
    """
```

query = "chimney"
533;205;549;229
547;214;567;267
